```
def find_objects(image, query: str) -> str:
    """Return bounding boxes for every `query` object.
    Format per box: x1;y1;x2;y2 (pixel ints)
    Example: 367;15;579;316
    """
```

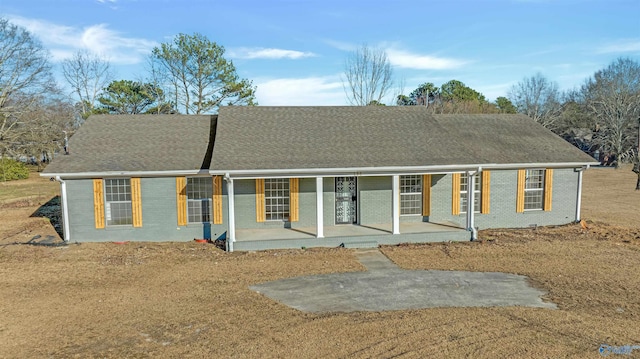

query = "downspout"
224;173;235;252
467;167;481;241
54;176;70;242
575;165;588;222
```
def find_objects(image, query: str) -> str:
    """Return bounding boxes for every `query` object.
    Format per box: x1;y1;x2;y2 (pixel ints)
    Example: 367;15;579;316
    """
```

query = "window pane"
400;175;422;215
104;179;132;226
460;174;482;214
524;169;545;210
265;178;290;221
187;177;213;223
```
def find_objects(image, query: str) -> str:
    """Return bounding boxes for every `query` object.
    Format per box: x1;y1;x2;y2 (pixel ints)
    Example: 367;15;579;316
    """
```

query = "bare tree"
508;73;563;130
140;58;176;114
582;58;640;168
61;50;113;120
342;44;394;106
0;18;57;158
14;93;75;170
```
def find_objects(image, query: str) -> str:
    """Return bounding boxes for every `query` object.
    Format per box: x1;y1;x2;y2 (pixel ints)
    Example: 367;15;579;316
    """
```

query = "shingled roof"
42;114;215;175
43;107;597;177
209;106;597;173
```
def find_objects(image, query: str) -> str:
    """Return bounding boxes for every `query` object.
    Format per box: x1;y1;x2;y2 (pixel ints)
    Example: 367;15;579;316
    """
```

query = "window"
460;173;481;213
265;178;289;221
104;178;132;226
400;175;422;215
524;169;545;210
187;177;212;223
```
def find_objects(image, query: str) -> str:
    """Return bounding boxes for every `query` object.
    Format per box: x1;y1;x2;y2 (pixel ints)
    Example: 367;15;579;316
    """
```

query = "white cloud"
96;0;118;9
230;47;316;60
323;39;356;52
7;15;156;64
255;76;346;105
387;49;467;70
596;39;640;54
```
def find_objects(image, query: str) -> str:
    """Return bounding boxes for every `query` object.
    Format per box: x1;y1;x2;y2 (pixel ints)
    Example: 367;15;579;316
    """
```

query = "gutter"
40;169;207;179
210;161;600;179
54;176;71;242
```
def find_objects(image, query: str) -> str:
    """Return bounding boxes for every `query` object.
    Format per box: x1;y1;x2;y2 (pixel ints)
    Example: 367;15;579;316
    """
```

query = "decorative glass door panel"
335;177;357;224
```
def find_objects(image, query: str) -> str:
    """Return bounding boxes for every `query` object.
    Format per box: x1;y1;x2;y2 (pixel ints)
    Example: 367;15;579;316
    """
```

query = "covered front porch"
223;173;482;251
232;221;469;251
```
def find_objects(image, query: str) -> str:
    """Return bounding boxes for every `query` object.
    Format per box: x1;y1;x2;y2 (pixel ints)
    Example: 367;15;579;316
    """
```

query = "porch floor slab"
235;221;464;242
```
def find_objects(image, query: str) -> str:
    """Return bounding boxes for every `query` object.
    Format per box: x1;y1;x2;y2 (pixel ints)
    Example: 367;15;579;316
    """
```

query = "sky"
1;0;639;106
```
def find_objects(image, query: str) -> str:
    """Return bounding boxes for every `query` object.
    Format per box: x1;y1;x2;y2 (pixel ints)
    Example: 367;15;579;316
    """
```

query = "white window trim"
265;178;290;221
400;175;422;216
524;169;545;211
460;174;481;214
104;178;132;226
186;177;213;224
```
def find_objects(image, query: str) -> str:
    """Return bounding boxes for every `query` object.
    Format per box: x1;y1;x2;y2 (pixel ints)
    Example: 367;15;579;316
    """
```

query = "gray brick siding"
429;169;579;229
63;169;580;242
65;177;227;242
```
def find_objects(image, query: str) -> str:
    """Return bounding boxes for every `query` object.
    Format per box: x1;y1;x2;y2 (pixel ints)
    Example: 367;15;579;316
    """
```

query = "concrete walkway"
249;249;557;313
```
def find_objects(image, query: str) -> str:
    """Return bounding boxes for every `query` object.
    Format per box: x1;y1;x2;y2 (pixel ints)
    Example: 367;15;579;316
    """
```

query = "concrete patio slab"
249;249;557;313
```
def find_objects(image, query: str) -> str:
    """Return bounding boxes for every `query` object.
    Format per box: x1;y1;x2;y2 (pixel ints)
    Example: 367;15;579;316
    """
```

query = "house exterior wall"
63;169;580;243
358;176;392;225
429;169;578;229
65;177;227;242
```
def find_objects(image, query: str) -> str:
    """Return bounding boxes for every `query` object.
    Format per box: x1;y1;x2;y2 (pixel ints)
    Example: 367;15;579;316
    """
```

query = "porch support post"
392;175;400;234
225;175;236;252
466;171;477;240
316;176;324;238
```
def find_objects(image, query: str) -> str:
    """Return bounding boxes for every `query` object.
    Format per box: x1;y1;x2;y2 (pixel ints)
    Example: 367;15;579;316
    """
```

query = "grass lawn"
0;166;638;358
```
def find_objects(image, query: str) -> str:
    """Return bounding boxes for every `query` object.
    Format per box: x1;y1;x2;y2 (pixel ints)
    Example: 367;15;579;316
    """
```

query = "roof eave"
40;169;209;179
210;161;600;179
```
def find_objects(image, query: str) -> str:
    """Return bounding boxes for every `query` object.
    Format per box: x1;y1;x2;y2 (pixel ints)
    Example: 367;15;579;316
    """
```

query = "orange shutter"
255;179;265;222
451;173;461;215
422;174;431;216
131;178;142;227
93;179;105;229
543;169;553;211
289;178;299;222
213;176;223;224
481;171;491;214
516;169;526;213
176;177;187;226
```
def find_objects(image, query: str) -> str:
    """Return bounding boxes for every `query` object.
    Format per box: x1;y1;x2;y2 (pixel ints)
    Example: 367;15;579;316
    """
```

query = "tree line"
0;18;255;169
343;45;640;185
1;17;638;187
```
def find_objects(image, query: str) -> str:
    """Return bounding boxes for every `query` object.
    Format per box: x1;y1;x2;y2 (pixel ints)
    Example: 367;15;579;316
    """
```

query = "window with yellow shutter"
104;178;133;226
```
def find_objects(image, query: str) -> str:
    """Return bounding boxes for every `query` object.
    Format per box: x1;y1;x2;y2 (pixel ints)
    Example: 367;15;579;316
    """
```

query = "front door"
335;176;357;224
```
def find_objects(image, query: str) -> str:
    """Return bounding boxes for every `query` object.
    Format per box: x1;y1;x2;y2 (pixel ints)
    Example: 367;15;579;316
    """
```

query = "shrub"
0;158;29;181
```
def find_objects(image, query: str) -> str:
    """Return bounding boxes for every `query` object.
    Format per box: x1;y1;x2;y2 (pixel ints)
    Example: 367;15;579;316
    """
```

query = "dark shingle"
43;114;214;175
210;106;596;171
44;107;597;176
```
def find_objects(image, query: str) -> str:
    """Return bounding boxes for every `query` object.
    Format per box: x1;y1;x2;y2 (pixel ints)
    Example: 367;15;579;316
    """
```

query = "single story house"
42;106;598;251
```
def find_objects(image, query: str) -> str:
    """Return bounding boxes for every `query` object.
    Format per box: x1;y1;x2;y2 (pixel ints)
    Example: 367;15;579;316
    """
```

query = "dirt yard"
1;166;639;358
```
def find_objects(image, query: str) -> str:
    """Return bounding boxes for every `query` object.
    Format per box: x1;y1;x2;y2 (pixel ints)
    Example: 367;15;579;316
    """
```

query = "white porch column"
392;175;400;234
466;171;476;240
225;176;236;252
575;168;584;222
316;176;324;238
